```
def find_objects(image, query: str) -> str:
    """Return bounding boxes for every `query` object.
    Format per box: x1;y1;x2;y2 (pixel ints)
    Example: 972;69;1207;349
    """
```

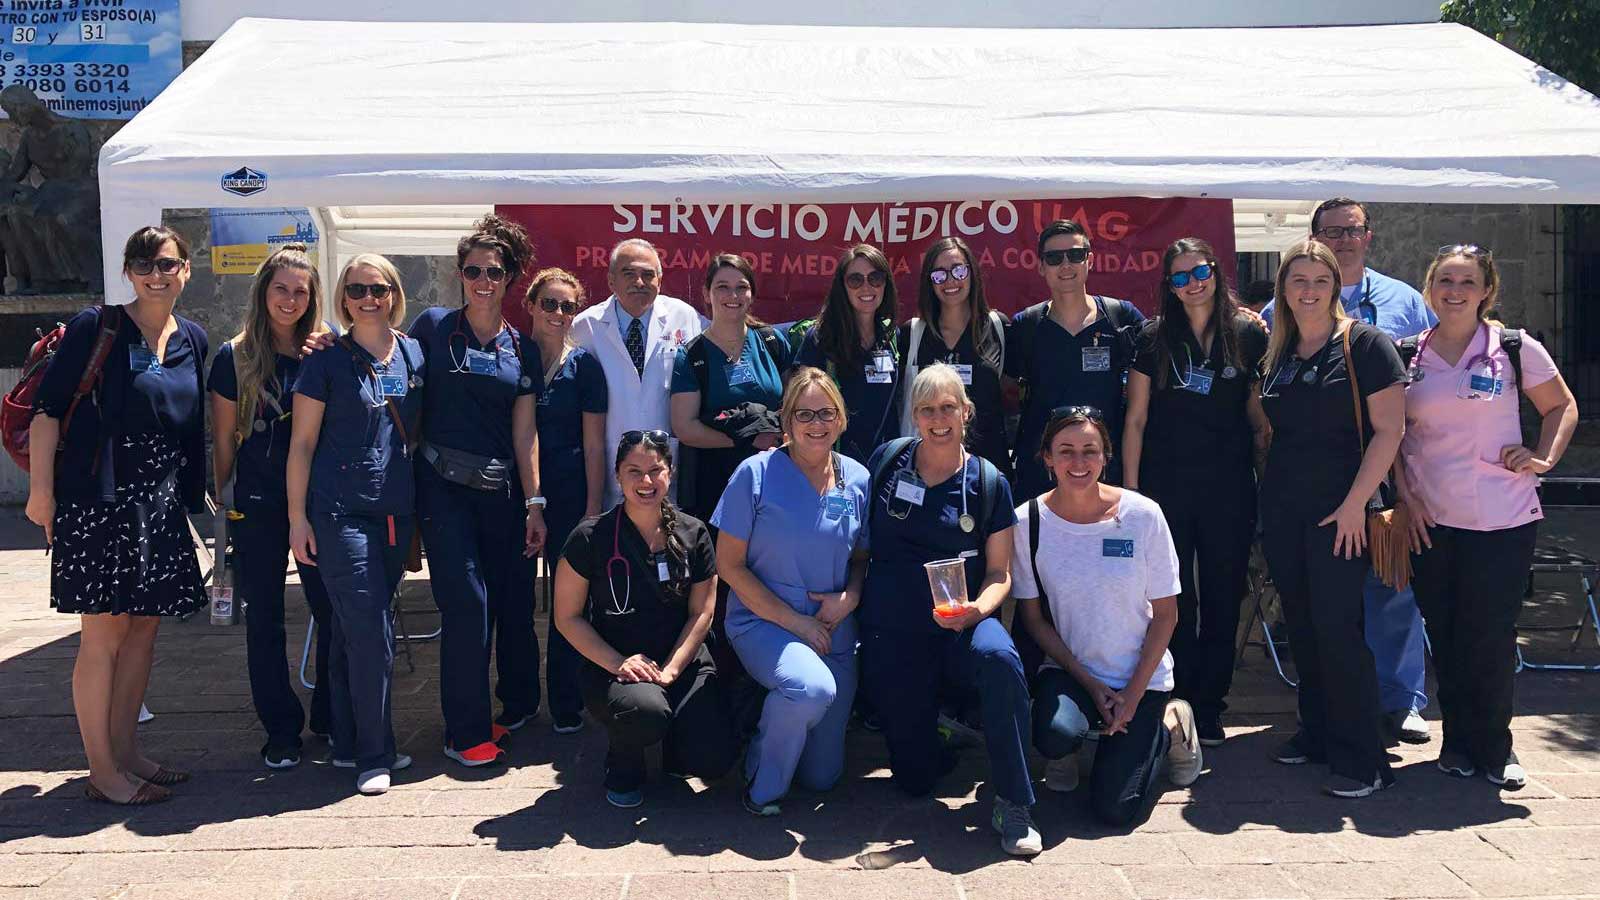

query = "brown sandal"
83;780;172;806
144;766;189;786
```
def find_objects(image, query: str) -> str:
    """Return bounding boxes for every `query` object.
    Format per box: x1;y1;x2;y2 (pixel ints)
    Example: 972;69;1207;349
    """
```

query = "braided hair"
614;430;691;604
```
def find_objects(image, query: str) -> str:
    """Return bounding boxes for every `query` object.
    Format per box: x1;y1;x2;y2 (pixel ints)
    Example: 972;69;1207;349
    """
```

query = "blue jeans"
1364;572;1429;714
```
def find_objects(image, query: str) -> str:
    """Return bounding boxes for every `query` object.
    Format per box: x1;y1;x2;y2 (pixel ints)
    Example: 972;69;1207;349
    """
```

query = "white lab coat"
570;294;703;505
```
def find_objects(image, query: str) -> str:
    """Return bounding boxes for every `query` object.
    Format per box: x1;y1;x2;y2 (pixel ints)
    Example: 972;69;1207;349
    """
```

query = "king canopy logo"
220;167;268;197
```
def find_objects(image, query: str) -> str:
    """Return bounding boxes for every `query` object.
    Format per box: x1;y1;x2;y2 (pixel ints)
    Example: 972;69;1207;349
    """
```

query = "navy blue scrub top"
35;306;208;510
209;342;304;508
793;321;901;465
407;307;541;460
538;346;609;535
1130;316;1268;484
899;320;1009;478
293;334;426;517
860;440;1017;636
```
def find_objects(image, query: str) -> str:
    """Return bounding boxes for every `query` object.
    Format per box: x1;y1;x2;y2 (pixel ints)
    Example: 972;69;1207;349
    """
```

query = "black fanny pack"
420;442;511;493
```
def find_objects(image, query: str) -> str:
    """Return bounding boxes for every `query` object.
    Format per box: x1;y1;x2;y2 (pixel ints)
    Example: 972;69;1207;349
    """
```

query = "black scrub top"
793;320;901;464
210;342;304;509
537;346;609;550
407;307;541;460
899;320;1009;479
562;505;717;665
1259;321;1406;515
1130;316;1268;490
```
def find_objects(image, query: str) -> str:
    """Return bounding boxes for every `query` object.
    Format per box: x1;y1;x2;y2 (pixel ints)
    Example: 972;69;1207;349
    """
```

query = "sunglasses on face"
343;282;394;301
129;257;185;276
845;271;888;289
928;264;971;286
1167;263;1214;288
1041;247;1091;266
1313;225;1370;241
461;265;506;282
538;296;582;315
791;407;840;424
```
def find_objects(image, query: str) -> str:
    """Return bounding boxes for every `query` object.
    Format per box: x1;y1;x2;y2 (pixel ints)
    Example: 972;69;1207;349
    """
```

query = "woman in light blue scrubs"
713;367;870;816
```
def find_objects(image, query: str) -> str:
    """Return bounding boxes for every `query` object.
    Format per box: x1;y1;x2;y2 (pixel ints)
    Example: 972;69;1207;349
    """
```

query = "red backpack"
1;307;123;472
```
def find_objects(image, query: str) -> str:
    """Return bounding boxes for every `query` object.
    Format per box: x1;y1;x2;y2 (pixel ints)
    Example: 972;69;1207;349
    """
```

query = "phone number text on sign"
0;0;179;120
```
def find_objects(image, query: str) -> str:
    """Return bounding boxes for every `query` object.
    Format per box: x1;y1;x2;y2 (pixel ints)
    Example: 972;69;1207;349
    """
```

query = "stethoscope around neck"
887;443;976;533
1409;321;1502;397
446;308;513;375
604;510;639;617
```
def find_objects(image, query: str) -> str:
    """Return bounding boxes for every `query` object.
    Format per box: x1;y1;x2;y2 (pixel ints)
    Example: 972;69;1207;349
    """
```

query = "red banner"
497;198;1234;331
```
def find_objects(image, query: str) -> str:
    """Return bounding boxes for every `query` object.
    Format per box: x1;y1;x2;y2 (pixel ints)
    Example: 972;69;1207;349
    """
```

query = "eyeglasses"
845;271;888;289
344;282;394;300
461;265;506;282
791;407;839;424
538;296;582;315
129;257;185;276
928;264;971;286
1436;243;1492;259
1167;263;1214;288
1041;247;1091;266
1048;404;1104;424
1313;225;1370;241
621;429;671;447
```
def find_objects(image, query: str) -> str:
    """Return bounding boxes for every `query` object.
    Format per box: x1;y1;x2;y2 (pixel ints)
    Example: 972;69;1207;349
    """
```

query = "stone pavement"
2;508;1599;900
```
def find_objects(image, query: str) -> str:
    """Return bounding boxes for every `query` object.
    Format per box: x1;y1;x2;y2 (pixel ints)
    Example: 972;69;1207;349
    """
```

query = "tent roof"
98;18;1600;298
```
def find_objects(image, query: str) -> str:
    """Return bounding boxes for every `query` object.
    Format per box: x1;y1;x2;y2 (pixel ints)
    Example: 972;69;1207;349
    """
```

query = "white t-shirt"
1010;491;1181;692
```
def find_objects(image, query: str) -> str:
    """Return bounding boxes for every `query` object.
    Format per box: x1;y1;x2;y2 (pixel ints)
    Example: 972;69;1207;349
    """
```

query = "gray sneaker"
1486;753;1527;791
1389;709;1430;744
991;797;1042;856
1164;699;1204;787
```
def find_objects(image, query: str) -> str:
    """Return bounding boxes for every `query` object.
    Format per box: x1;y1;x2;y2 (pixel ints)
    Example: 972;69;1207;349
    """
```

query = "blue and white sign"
0;0;181;121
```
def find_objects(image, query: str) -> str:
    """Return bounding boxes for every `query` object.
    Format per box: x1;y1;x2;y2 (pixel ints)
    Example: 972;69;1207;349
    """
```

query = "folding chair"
1236;539;1297;688
1516;477;1600;673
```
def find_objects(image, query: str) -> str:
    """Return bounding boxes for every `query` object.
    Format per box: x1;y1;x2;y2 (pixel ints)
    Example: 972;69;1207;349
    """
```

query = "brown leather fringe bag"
1342;325;1411;590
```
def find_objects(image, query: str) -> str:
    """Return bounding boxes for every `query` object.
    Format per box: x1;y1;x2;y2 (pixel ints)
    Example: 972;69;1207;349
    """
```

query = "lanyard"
1349;275;1377;326
342;333;415;454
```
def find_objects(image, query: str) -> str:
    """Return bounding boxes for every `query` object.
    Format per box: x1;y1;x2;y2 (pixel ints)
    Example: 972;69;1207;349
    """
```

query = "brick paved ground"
2;508;1599;899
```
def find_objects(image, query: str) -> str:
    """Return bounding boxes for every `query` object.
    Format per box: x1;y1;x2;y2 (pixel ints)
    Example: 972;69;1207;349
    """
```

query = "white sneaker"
1045;754;1080;793
356;768;391;795
1165;699;1204;787
1390;709;1430;744
138;704;154;724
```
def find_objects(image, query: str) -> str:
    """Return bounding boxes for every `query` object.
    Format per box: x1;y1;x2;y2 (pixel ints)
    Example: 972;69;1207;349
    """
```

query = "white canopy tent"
99;18;1600;302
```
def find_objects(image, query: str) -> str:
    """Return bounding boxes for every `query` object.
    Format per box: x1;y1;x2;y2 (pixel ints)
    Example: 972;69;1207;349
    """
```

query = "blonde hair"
781;366;849;437
1424;245;1501;322
334;253;406;329
908;364;975;435
1264;240;1347;372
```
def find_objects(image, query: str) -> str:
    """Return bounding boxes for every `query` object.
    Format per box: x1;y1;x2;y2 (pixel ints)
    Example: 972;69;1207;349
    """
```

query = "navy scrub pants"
235;500;334;746
417;463;540;749
1260;502;1392;787
542;544;584;724
312;511;410;773
1032;667;1171;828
861;618;1035;807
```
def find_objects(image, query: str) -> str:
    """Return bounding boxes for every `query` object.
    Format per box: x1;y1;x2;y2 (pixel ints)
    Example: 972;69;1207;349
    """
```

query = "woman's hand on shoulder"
301;331;336;356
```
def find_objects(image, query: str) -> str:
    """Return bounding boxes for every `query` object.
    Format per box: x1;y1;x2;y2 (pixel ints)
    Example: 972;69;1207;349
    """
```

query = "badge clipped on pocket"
1102;538;1135;558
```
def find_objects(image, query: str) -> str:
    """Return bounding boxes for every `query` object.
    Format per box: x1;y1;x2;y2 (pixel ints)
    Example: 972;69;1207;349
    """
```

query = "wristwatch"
525;496;547;510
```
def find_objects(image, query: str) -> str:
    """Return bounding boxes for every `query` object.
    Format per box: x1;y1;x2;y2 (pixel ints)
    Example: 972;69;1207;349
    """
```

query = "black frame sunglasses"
621;429;671;447
1048;404;1105;424
461;265;507;282
343;282;395;300
844;271;888;289
1041;247;1091;266
128;257;185;276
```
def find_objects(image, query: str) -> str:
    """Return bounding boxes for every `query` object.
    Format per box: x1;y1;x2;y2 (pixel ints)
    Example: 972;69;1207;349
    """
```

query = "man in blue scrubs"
1262;198;1436;745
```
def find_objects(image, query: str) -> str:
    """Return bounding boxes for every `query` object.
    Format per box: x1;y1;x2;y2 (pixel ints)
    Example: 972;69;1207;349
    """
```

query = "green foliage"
1441;1;1600;95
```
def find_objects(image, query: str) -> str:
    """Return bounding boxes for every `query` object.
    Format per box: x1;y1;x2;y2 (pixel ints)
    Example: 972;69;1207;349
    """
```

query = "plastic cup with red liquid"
925;558;969;618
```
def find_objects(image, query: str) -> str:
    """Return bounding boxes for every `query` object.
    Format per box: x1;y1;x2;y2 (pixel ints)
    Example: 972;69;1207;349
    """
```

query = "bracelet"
525;495;546;510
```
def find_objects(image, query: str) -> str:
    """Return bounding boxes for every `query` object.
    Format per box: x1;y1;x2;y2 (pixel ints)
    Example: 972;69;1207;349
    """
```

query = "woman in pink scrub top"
1396;244;1578;792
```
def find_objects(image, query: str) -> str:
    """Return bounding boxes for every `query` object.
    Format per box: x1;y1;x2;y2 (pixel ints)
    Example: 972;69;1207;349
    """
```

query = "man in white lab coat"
570;239;703;505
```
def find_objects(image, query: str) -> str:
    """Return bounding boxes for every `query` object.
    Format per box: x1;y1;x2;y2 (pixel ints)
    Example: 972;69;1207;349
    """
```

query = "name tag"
727;359;757;386
865;365;894;384
824;493;858;519
1081;346;1112;372
872;350;895;373
1270;363;1299;390
1102;539;1134;558
894;477;926;506
129;345;161;372
378;374;408;398
952;363;974;385
465;348;498;376
657;558;670;582
1469;374;1503;396
1180;366;1215;396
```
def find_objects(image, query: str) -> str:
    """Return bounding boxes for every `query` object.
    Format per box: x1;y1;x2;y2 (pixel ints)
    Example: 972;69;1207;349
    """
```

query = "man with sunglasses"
1006;220;1145;499
1263;198;1437;747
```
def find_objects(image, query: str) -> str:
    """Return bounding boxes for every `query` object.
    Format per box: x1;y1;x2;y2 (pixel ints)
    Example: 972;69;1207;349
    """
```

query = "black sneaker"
1323;773;1387;798
494;711;532;733
1273;734;1323;766
1436;750;1476;778
262;741;301;769
1197;715;1226;747
552;714;584;735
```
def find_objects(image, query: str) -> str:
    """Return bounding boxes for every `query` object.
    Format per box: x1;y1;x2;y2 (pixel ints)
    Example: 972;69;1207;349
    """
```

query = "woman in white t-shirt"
1011;405;1202;827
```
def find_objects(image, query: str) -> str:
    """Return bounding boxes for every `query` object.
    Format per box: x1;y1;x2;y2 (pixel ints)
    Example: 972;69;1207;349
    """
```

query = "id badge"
1270;362;1299;390
873;350;895;373
378;374;408;397
824;493;858;519
1102;539;1135;558
657;558;670;582
727;360;757;386
129;345;161;373
865;365;894;384
1463;372;1503;400
952;363;974;385
1081;346;1112;372
465;348;498;376
1180;366;1215;396
894;476;926;506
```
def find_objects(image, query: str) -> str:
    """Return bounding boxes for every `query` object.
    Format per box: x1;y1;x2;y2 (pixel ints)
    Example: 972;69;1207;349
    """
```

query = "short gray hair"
609;238;661;272
908;364;974;427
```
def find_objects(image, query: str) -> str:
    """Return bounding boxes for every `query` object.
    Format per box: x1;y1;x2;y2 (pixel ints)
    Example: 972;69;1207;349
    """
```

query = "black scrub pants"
1411;521;1537;770
417;463;539;750
1032;667;1171;828
236;499;333;747
1259;502;1391;786
1147;470;1255;723
580;648;737;792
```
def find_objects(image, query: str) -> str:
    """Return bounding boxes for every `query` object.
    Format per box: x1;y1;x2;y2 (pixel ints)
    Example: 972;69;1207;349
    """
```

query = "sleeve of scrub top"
517;330;542;399
33;307;102;418
292;347;335;403
561;515;598;579
1130;322;1161;378
1008;503;1039;599
709;455;759;541
406;306;442;344
1001;313;1023;379
794;328;824;369
577;351;609;412
1515;332;1560;390
1142;501;1183;600
1350;325;1407;397
209;342;238;401
1240;320;1270;380
686;517;717;581
669;343;698;394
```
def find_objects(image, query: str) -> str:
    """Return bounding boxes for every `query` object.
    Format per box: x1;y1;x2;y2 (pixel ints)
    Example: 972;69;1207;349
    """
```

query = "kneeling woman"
554;431;737;808
288;253;425;795
714;367;870;815
860;364;1037;856
1013;407;1199;829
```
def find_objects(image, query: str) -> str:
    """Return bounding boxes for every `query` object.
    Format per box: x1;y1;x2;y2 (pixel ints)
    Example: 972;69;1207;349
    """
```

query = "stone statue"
0;85;102;295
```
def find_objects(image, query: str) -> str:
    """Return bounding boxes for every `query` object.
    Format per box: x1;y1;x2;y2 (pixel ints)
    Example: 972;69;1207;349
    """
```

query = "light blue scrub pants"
1364;572;1429;714
731;616;858;805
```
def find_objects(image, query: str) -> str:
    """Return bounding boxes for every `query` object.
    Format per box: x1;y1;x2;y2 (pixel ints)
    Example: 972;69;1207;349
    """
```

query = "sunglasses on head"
343;282;394;300
928;264;971;286
1041;247;1091;266
129;257;185;276
538;296;582;315
1048;404;1104;424
461;265;506;282
621;429;671;447
1167;263;1214;288
1436;243;1492;260
845;270;888;289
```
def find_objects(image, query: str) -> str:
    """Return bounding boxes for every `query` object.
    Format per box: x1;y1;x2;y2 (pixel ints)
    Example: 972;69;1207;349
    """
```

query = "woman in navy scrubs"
525;267;608;735
1122;238;1270;746
554;431;735;808
860;364;1037;856
899;239;1010;479
210;242;335;769
26;225;207;805
1258;240;1405;799
792;244;901;464
409;215;546;767
288;253;425;795
671;254;790;522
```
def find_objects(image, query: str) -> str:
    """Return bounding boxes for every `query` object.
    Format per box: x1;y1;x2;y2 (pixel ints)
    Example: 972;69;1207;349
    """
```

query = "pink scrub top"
1401;323;1557;532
